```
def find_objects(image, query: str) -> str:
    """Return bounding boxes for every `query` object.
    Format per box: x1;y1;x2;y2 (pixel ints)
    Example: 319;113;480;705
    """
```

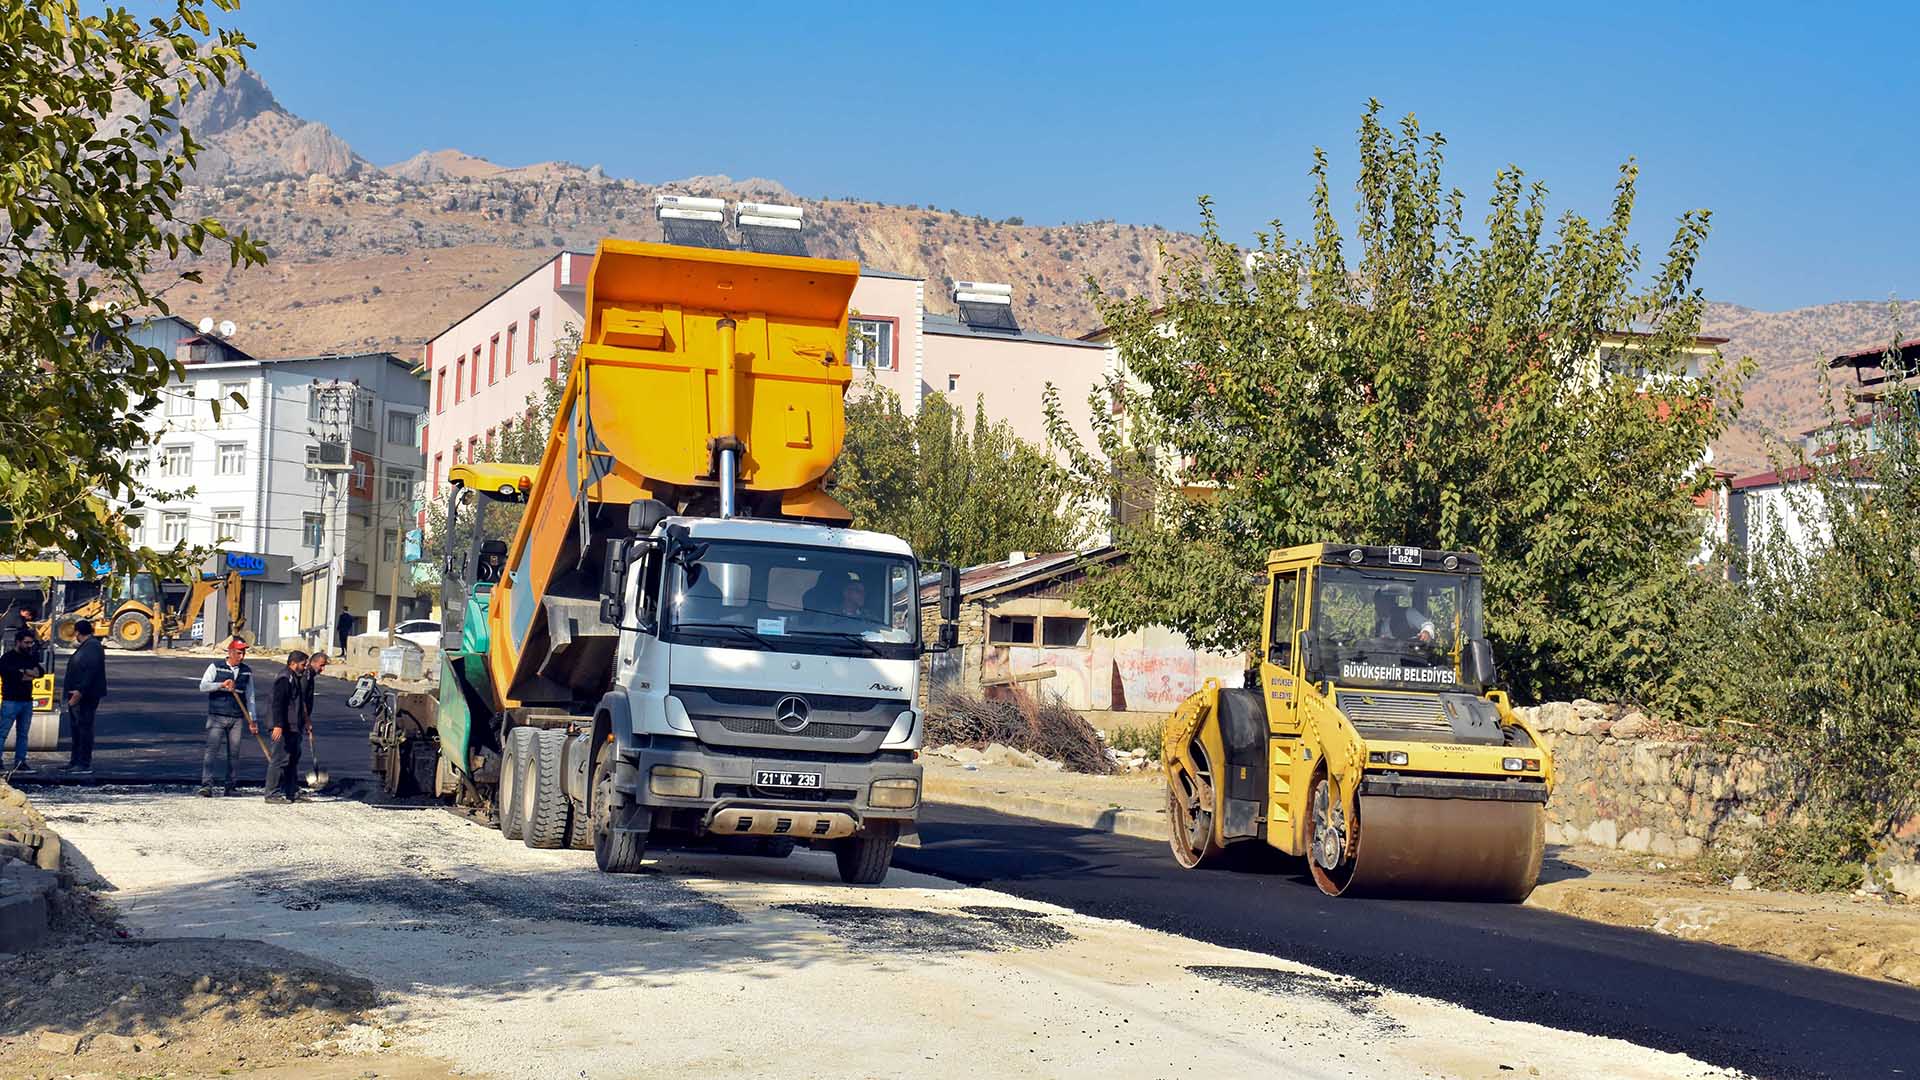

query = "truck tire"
110;611;153;651
591;748;645;874
833;821;900;885
521;730;571;849
498;728;535;840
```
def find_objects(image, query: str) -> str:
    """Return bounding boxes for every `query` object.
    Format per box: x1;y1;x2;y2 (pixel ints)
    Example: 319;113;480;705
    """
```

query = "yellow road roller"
1162;543;1552;901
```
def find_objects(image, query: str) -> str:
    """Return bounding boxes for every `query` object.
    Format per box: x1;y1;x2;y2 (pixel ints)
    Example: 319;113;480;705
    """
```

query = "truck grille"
718;716;866;741
1335;690;1453;737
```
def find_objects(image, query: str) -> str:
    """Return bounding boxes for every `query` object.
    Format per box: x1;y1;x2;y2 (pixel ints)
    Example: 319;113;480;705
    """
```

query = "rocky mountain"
149;68;1907;477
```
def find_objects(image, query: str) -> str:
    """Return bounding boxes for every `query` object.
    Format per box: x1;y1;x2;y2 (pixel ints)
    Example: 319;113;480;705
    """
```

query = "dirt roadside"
922;753;1920;986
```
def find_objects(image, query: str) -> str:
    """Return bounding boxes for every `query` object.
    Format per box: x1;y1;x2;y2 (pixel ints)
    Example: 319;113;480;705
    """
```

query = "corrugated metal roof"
922;312;1106;349
919;547;1118;600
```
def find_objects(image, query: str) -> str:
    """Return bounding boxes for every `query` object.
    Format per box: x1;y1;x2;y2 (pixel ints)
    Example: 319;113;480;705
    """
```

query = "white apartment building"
133;317;428;646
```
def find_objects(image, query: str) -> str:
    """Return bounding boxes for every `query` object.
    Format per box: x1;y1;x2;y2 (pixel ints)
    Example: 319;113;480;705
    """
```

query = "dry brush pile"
924;693;1113;775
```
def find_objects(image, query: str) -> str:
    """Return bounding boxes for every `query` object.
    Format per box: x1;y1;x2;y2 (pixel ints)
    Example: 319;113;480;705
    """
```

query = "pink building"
420;250;591;516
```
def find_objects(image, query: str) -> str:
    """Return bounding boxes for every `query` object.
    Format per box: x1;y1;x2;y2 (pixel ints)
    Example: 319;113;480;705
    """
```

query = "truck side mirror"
1469;638;1498;687
940;563;960;623
598;537;630;626
938;622;958;651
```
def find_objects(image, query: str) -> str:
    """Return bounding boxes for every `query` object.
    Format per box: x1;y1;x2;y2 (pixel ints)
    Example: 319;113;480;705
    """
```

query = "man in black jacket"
62;620;107;773
264;650;309;803
1;630;45;772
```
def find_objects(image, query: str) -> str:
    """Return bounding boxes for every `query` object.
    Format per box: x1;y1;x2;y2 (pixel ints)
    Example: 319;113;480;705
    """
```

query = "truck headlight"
663;695;694;735
1502;757;1525;772
650;765;703;798
870;778;919;809
881;709;918;747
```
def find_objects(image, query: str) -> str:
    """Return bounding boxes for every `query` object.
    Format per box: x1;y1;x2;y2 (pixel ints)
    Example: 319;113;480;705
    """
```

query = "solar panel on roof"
740;224;809;257
662;219;732;250
957;299;1020;331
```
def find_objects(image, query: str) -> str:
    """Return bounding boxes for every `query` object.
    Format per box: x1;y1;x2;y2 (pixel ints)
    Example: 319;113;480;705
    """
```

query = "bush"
1700;821;1869;893
1105;721;1164;761
924;693;1112;774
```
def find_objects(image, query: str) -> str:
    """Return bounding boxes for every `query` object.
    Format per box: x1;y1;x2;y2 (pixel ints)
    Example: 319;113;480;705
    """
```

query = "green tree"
0;0;264;572
1667;348;1920;883
1050;103;1747;700
837;376;1088;567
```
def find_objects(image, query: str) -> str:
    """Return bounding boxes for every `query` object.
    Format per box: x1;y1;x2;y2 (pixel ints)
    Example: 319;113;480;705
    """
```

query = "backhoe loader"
1163;544;1552;901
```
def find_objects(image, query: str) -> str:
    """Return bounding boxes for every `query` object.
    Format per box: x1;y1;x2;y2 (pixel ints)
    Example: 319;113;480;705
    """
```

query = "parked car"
394;619;441;651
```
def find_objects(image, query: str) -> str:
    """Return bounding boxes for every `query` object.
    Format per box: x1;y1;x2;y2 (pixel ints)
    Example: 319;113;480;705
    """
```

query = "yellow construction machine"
1163;544;1552;901
39;569;249;650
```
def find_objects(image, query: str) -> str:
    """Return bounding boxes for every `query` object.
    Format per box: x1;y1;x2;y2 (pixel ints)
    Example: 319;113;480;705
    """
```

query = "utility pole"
385;495;402;644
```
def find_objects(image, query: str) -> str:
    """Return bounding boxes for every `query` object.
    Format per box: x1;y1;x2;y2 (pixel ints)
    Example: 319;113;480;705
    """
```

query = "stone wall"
1517;700;1917;896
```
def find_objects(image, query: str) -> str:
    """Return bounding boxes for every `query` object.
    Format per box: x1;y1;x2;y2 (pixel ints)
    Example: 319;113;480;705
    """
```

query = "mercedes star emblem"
773;695;811;733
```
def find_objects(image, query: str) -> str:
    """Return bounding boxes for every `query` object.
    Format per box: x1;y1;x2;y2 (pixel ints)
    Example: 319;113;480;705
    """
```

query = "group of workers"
0;616;108;774
195;638;328;802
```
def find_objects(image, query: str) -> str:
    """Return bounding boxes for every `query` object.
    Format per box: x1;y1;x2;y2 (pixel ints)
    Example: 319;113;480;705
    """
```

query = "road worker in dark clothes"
264;650;309;803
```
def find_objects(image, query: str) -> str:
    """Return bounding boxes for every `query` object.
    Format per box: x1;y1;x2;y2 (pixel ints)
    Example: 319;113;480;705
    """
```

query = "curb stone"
922;772;1167;844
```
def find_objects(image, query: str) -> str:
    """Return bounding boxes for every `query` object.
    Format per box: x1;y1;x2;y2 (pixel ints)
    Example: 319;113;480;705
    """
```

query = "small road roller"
1162;543;1552;901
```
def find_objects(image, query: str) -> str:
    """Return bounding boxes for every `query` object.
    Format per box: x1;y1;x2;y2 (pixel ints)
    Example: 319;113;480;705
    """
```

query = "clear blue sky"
214;0;1914;311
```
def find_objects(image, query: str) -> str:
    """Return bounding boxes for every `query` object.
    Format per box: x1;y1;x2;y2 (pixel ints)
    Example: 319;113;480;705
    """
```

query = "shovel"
227;689;272;763
299;679;329;789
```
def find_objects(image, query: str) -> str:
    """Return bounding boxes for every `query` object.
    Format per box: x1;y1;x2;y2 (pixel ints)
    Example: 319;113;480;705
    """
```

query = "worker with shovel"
264;650;310;804
196;638;258;797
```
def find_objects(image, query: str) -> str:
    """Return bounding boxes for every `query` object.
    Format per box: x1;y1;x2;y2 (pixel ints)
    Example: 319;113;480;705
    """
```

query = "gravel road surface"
38;785;1736;1080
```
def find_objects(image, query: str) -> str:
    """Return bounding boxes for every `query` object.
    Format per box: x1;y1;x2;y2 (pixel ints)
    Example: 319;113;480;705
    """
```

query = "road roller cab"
1162;543;1553;901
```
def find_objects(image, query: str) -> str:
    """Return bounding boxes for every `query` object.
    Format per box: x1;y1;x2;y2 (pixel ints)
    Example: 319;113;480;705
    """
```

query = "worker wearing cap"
196;638;258;797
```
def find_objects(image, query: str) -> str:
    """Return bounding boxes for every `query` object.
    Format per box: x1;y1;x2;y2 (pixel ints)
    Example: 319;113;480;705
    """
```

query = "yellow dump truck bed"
487;240;863;706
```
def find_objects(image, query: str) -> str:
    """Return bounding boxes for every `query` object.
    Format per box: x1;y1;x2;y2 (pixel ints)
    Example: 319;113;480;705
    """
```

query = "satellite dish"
218;320;236;338
197;316;215;334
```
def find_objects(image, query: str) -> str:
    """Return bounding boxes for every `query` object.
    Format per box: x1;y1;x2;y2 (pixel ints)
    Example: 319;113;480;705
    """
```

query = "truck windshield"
1309;566;1484;690
664;540;919;660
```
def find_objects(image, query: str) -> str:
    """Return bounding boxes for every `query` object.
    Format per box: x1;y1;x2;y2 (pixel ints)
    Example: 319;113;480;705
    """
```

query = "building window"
352;456;371;492
488;334;499;385
301;512;325;550
432;453;443;497
529;309;543;377
455;357;465;403
353;388;375;430
947;374;959;392
383;467;414;503
386;410;418;445
1042;616;1089;648
305;444;325;483
452;442;462;466
382;529;400;562
307;385;326;422
219;380;247;414
216;442;246;476
988;615;1036;645
436;367;447;413
159;444;192;479
505;323;518;375
161;510;189;546
468;435;479;462
167;384;193;417
212;508;242;544
849;317;895;370
470;346;480;395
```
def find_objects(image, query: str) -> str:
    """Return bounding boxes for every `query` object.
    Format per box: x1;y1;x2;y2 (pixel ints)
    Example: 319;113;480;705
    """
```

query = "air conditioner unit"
313;441;351;471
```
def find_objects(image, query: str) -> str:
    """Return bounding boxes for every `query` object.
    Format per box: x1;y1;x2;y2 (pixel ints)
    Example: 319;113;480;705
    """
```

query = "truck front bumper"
614;737;922;836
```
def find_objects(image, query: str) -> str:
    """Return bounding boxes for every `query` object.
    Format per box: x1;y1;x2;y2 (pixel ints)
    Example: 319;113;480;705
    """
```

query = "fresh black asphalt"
9;652;374;786
18;654;1919;1079
898;803;1920;1080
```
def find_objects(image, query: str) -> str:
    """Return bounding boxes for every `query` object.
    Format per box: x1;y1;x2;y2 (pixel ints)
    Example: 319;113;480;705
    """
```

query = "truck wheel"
833;821;900;885
521;730;571;849
498;728;535;840
110;611;154;651
51;618;81;646
591;749;645;874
